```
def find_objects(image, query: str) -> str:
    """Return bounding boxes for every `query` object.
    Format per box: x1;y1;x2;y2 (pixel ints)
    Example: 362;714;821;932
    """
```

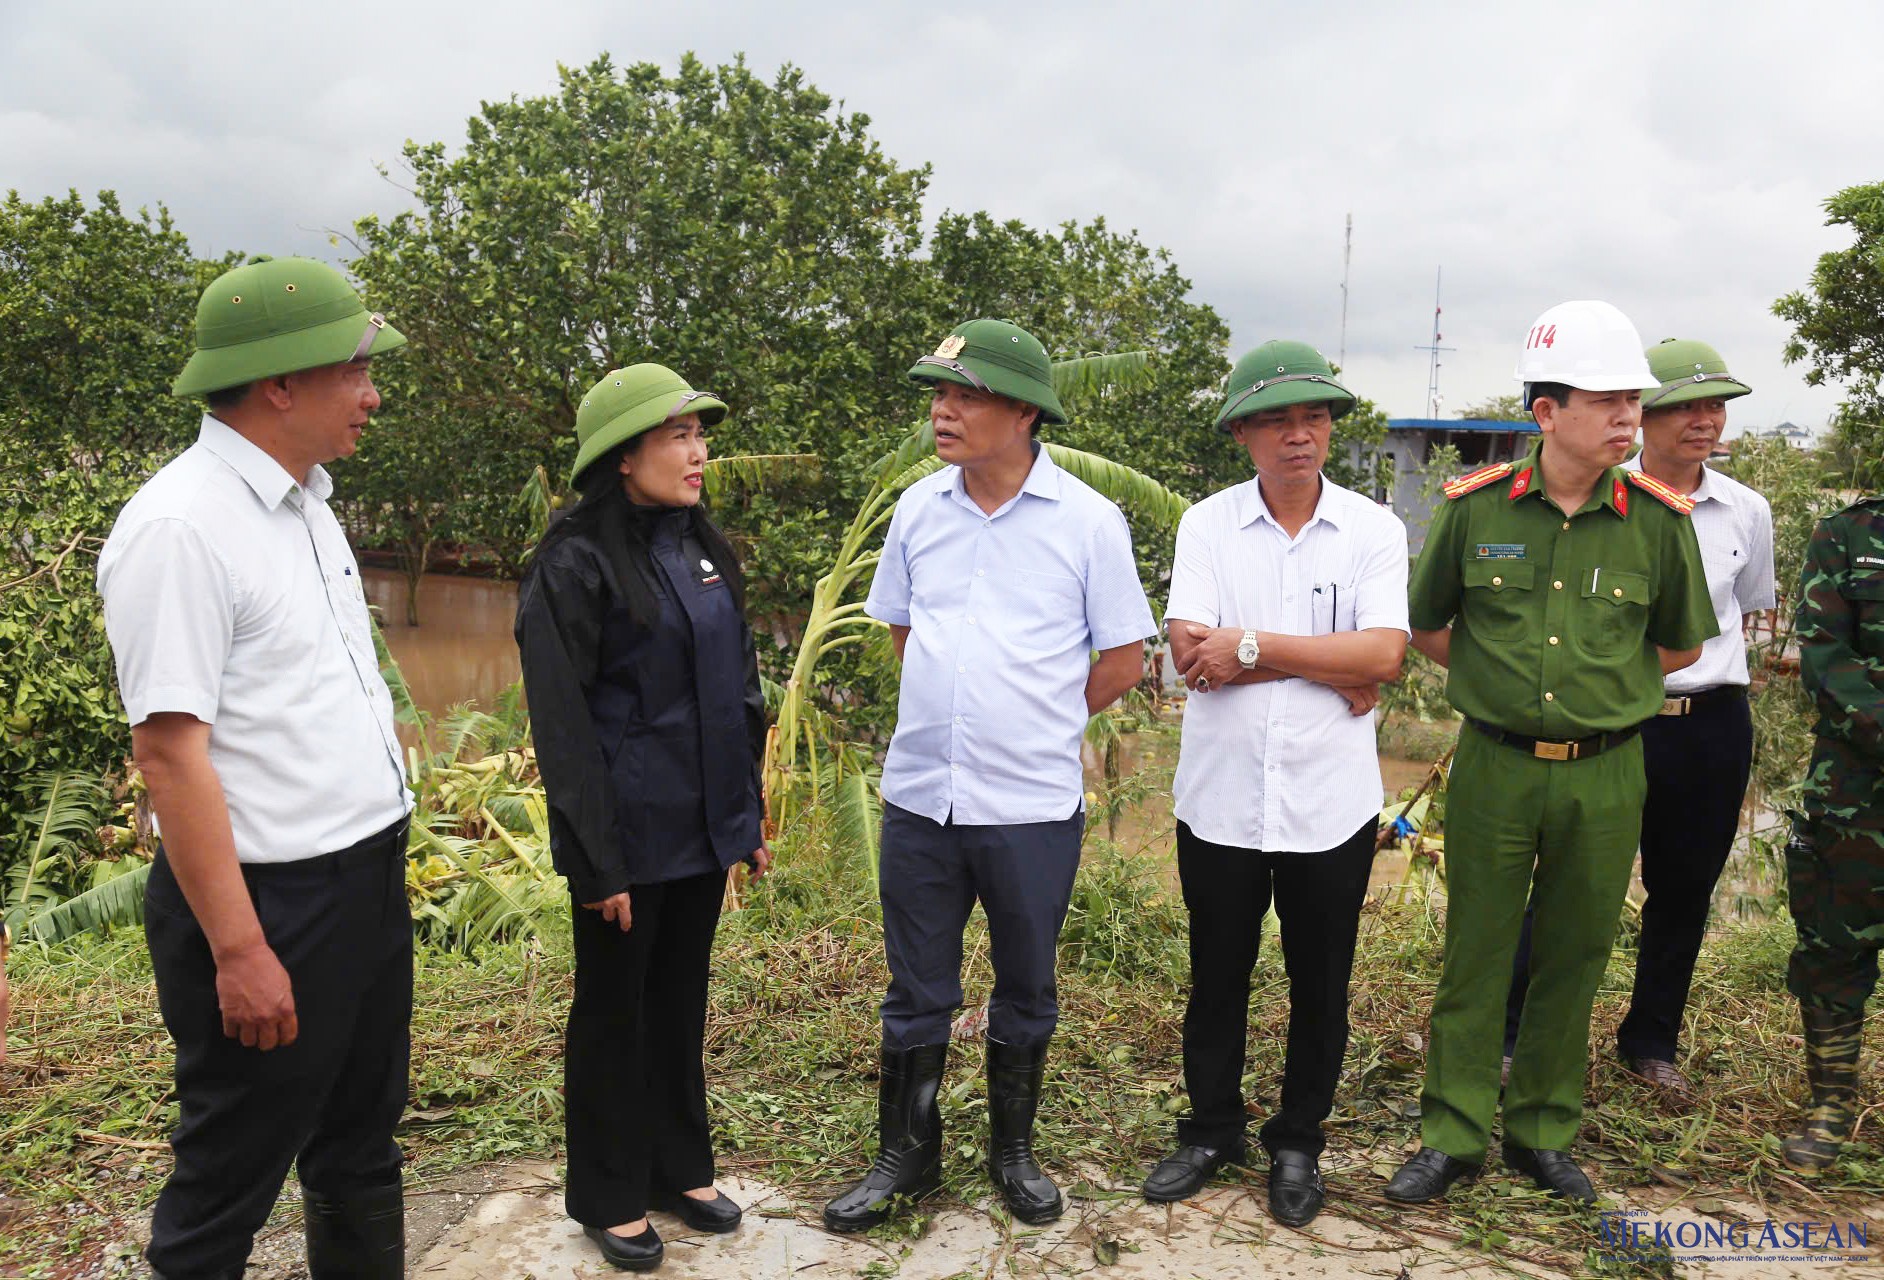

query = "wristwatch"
1236;629;1260;669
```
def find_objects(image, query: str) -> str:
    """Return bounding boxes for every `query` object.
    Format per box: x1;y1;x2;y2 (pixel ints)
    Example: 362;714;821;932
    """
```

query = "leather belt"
1657;685;1747;716
1466;718;1642;762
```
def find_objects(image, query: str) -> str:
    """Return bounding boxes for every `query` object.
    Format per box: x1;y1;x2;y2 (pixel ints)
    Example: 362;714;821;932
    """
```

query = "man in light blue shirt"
824;320;1154;1234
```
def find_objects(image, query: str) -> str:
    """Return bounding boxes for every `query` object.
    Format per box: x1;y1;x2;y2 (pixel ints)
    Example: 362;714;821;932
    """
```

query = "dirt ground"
50;1156;1879;1280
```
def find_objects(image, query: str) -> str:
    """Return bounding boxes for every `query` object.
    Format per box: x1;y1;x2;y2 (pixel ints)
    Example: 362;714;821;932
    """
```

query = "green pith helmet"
571;364;728;483
1215;340;1355;430
907;319;1067;425
1642;338;1751;409
171;256;406;397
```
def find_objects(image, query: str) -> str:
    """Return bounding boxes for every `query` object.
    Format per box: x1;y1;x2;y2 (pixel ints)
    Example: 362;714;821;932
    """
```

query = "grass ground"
4;830;1878;1278
3;722;1877;1278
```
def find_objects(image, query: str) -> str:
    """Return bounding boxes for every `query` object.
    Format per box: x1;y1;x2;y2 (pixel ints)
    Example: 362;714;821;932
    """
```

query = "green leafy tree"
1;190;229;863
343;53;940;624
1774;181;1884;483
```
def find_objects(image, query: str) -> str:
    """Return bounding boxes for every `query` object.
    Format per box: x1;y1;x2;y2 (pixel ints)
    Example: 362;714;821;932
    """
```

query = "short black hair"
204;382;252;412
1525;381;1575;419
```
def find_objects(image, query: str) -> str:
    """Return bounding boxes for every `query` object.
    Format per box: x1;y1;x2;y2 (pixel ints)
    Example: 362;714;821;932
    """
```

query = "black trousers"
564;869;725;1227
1505;688;1753;1060
878;803;1085;1050
144;818;412;1279
1175;817;1377;1157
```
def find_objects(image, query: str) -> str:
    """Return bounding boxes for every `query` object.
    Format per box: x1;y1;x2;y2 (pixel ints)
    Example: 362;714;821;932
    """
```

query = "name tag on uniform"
1474;544;1527;560
1857;555;1884;568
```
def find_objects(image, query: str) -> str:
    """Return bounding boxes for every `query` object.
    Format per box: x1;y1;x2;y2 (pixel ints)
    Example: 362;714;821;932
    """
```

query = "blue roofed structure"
1375;417;1539;544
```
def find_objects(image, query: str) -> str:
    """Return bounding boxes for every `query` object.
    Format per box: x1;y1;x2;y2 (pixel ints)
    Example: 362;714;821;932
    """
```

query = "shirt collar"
197;415;332;509
1235;473;1344;531
1511;443;1626;518
943;442;1062;512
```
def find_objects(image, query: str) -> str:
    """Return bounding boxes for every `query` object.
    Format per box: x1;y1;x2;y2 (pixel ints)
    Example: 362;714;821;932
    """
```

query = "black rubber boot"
303;1179;405;1280
1781;1006;1864;1171
822;1042;948;1232
986;1038;1063;1224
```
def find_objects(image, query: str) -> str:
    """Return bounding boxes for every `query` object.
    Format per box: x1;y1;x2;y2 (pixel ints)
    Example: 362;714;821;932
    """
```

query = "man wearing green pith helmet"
98;257;414;1279
824;319;1156;1232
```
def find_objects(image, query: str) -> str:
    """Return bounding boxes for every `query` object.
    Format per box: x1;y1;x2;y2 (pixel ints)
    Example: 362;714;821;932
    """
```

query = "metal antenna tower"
1413;267;1455;417
1338;213;1352;368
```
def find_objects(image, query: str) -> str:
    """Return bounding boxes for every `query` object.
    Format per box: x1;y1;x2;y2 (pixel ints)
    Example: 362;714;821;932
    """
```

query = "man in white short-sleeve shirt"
824;320;1155;1234
1143;341;1408;1229
1504;338;1775;1095
97;257;413;1280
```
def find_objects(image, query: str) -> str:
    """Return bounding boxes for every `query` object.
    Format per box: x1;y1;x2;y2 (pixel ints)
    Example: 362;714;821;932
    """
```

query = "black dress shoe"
651;1188;742;1233
1142;1141;1246;1202
1383;1147;1480;1203
1267;1150;1323;1227
583;1223;664;1271
1502;1142;1595;1204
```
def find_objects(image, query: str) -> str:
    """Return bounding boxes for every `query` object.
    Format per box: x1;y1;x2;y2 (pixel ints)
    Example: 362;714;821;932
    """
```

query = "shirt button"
1548;636;1559;645
1491;575;1503;586
1545;691;1555;701
967;616;977;625
1613;587;1624;598
957;665;966;674
953;715;963;724
1267;764;1278;772
1561;521;1570;531
976;568;985;577
1285;594;1295;602
951;763;960;771
1553;580;1564;590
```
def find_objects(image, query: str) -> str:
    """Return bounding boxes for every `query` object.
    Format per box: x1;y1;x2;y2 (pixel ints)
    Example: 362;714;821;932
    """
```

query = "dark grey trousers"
878;803;1084;1050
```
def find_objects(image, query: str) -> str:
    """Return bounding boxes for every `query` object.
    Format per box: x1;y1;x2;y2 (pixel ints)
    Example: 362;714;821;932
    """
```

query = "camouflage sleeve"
1407;497;1464;631
1797;512;1884;759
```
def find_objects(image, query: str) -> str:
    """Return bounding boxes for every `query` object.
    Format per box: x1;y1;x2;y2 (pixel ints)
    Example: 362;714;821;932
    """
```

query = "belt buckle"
1534;740;1573;761
1660;696;1690;717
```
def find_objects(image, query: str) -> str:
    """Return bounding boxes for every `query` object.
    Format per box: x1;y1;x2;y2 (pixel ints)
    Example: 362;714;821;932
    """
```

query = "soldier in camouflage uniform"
1785;498;1884;1170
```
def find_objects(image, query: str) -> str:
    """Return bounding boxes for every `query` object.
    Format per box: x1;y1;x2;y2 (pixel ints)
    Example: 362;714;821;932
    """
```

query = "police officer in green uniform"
1386;300;1717;1206
1782;498;1884;1170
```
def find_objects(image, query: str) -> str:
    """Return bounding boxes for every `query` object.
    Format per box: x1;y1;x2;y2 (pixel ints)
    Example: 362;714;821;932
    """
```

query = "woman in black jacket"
515;364;769;1273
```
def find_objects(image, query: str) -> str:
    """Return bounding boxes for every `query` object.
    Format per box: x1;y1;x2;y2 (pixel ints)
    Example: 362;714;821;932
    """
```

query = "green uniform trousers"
1421;724;1645;1160
1787;820;1884;1016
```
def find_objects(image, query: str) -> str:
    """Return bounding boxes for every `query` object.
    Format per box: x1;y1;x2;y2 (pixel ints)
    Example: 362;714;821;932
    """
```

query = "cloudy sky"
5;0;1876;429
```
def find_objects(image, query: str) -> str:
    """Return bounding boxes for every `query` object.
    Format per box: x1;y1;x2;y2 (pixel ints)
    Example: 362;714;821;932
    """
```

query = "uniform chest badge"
1614;476;1628;516
700;559;714;573
1508;468;1532;500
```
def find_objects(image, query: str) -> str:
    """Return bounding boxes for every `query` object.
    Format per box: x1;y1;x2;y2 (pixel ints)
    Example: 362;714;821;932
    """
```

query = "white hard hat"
1512;300;1658;392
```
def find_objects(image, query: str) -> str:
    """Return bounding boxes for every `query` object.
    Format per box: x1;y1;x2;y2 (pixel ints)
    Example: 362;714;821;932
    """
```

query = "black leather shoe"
583;1223;664;1271
303;1179;404;1279
1502;1142;1595;1204
986;1038;1063;1224
651;1188;742;1233
823;1042;948;1232
1267;1150;1323;1227
1383;1147;1480;1203
1142;1141;1247;1202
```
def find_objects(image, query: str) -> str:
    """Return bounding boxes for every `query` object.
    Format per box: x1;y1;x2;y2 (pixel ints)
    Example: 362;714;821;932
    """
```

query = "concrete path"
412;1160;1871;1280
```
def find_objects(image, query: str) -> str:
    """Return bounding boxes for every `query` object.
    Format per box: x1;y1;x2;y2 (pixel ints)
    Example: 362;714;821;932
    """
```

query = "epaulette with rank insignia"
1442;461;1515;500
1626;470;1696;514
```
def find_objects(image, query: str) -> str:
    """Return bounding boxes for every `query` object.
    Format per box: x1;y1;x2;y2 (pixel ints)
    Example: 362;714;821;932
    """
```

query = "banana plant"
4;770;114;934
762;350;1193;832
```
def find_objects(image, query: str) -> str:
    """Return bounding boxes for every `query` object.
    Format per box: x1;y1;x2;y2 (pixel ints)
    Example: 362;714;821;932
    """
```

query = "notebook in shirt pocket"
1462;560;1533;642
1003;568;1083;652
1577;568;1649;657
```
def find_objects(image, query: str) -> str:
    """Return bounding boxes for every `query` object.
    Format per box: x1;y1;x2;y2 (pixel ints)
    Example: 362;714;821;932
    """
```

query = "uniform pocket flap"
1464;560;1535;591
1844;571;1884;601
1584;569;1649;606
